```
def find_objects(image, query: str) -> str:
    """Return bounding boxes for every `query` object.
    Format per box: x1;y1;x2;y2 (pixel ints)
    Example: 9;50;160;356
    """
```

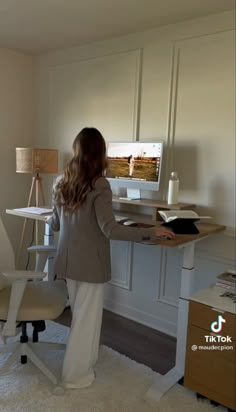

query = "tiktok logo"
210;315;226;333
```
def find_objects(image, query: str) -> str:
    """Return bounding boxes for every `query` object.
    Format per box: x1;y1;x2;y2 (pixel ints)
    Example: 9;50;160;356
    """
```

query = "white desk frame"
6;209;54;280
43;222;54;280
6;208;223;400
147;239;204;400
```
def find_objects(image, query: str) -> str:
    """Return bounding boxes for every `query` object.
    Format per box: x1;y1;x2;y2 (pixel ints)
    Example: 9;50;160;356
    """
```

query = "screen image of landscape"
107;142;162;182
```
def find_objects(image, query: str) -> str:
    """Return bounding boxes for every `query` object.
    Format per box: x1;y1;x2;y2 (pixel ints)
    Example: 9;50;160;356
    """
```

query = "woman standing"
128;154;135;176
47;127;175;389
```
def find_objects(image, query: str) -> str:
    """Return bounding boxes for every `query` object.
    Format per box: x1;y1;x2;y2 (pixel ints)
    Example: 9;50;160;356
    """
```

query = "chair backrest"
0;217;15;289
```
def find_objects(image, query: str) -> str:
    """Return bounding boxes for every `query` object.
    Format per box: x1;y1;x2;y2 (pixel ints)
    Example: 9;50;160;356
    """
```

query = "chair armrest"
28;245;57;272
27;245;57;254
2;270;47;281
27;245;57;272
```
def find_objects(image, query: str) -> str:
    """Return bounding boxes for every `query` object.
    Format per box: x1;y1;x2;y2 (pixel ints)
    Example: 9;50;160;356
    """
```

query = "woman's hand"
155;226;176;239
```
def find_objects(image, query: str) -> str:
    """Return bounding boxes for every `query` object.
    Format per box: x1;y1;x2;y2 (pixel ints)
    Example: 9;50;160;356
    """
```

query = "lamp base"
16;174;46;268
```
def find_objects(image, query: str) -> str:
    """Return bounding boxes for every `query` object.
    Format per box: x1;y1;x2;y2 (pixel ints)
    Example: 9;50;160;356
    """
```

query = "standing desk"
6;208;225;400
6;208;54;279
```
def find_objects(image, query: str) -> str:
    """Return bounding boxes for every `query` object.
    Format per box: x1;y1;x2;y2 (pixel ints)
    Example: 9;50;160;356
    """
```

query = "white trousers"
62;279;105;388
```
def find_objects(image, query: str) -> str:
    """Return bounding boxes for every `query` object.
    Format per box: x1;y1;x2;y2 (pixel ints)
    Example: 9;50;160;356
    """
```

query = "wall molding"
155;246;235;309
104;297;176;337
162;45;178;200
132;48;142;142
157;294;178;308
195;250;235;266
105;246;234;336
109;242;133;290
49;48;142;158
169;31;235;229
48;47;142;70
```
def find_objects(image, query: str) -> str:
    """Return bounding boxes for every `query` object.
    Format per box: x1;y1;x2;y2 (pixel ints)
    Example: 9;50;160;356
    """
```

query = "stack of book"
214;270;236;294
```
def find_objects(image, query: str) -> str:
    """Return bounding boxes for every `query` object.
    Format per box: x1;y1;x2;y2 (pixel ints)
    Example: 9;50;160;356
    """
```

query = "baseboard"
103;298;176;338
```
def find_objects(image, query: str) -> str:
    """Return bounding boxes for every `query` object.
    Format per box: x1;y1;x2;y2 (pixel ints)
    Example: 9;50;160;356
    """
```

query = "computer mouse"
123;220;137;226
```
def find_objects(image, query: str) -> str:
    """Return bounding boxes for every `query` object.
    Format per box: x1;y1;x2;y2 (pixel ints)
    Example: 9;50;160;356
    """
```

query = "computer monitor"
106;141;163;199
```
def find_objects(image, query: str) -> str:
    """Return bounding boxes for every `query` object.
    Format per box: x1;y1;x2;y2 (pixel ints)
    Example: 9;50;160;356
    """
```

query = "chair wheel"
178;377;184;386
196;392;206;400
210;400;219;407
21;355;27;364
53;385;64;396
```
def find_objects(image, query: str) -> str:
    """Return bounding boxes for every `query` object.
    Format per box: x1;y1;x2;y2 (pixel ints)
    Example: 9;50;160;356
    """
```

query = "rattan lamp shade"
16;148;58;174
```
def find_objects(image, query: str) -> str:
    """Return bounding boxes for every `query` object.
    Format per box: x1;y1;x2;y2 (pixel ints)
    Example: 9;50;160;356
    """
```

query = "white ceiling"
0;0;234;54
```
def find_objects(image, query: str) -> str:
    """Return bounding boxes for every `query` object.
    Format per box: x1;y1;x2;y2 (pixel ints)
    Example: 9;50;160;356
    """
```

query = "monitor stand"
119;188;141;201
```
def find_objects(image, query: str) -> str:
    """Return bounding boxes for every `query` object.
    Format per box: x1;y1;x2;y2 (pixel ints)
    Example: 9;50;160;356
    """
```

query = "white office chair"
0;217;67;388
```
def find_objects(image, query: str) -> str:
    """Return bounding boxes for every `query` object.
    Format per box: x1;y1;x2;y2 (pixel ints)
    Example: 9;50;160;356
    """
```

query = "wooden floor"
56;308;176;375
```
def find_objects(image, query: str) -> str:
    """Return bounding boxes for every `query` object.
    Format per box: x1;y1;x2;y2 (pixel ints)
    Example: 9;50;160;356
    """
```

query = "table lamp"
16;148;58;207
15;148;58;262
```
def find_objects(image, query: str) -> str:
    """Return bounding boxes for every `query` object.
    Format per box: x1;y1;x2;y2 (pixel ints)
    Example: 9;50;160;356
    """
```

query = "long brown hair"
54;127;107;211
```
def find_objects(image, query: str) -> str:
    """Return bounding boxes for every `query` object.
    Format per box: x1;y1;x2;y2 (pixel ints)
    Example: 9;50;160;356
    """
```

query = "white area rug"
0;321;226;412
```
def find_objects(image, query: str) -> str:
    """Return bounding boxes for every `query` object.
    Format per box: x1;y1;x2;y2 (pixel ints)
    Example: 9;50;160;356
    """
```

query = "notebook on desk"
13;207;52;215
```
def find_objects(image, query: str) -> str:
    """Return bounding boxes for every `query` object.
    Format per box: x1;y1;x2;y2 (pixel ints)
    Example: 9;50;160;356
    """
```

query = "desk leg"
146;243;195;401
44;223;54;281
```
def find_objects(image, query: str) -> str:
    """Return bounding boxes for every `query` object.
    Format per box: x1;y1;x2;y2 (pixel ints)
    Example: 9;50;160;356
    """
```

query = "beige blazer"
48;177;156;283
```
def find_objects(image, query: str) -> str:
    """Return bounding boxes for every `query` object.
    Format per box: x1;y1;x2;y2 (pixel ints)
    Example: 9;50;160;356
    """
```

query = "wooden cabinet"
184;291;236;411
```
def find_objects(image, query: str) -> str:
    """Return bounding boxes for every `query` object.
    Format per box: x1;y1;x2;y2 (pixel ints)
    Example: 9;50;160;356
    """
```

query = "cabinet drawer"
189;301;236;339
185;324;236;410
186;324;235;363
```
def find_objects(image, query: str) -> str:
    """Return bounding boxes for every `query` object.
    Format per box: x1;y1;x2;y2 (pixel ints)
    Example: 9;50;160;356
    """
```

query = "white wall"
0;48;35;266
34;10;235;336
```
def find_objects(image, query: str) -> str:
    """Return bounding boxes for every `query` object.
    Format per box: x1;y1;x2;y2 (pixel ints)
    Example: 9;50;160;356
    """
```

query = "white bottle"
167;171;179;204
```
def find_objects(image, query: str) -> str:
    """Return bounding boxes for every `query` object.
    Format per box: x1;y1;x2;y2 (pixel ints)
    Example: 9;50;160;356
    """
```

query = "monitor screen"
106;142;163;197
